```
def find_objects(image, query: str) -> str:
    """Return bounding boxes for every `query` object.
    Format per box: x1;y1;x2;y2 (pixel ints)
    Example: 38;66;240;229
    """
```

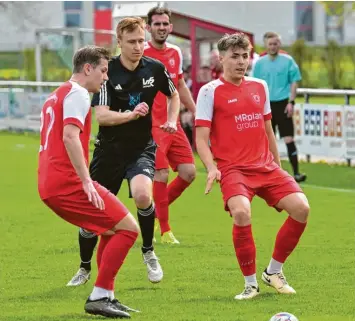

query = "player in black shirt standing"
67;17;179;289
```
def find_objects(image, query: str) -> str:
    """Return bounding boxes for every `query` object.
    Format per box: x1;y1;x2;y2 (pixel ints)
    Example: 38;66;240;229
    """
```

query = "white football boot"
261;269;296;294
142;250;163;283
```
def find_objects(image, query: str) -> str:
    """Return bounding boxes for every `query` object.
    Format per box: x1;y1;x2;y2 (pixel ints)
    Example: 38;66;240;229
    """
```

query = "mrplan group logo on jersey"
235;112;262;131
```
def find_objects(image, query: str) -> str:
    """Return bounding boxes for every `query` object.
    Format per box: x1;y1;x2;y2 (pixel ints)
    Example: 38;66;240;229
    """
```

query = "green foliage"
321;40;344;89
320;1;355;21
0;49;71;81
290;38;312;88
23;48;36;81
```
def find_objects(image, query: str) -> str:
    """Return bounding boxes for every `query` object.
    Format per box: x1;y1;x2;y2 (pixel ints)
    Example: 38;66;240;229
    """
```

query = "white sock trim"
90;286;110;300
267;258;283;274
244;274;258;287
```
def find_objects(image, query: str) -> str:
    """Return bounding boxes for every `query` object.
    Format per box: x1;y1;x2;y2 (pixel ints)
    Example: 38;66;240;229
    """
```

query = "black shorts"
270;99;295;138
89;141;156;197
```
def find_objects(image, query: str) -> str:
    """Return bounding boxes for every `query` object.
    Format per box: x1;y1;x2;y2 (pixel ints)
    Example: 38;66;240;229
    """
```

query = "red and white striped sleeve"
261;80;272;121
195;83;215;128
63;82;91;131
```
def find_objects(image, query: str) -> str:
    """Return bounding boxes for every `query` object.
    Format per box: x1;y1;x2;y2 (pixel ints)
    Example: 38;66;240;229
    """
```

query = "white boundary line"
196;171;355;194
301;184;355;194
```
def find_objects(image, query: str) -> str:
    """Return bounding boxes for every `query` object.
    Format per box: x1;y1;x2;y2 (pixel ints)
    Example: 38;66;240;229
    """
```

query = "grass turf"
0;132;354;321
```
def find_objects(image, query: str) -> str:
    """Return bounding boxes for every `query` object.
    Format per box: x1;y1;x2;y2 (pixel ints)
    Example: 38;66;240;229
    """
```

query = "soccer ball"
269;312;299;321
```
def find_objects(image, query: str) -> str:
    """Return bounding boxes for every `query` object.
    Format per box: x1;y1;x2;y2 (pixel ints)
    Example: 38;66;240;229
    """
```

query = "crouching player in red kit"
195;34;310;300
37;46;140;318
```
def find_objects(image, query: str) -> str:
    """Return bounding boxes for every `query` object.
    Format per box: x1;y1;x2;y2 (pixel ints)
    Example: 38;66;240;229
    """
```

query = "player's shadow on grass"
58;313;109;320
126;286;162;292
43;245;79;255
178;292;276;304
7;286;87;303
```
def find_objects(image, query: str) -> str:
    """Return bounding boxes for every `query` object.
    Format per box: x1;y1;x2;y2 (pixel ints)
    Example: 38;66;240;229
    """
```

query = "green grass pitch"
1;132;354;321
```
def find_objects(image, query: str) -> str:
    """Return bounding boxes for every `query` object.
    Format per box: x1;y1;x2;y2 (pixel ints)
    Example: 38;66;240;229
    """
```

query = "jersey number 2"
39;106;55;152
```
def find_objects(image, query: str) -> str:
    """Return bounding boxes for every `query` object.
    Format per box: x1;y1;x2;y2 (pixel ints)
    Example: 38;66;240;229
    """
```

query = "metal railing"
0;82;353;165
297;88;355;105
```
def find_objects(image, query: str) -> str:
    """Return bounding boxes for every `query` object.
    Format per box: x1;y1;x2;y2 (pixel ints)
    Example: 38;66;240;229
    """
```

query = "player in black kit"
67;17;180;289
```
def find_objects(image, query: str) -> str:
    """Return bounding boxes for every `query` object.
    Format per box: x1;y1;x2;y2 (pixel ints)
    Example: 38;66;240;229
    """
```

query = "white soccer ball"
269;312;299;321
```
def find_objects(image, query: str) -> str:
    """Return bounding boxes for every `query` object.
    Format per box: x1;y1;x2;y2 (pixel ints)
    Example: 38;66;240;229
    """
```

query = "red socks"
232;224;256;276
272;216;307;263
232;217;306;278
95;230;138;290
96;234;111;269
153;176;191;235
167;176;191;204
153;181;170;234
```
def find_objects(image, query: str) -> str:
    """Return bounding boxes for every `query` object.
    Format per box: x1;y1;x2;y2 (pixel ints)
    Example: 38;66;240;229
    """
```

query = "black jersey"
92;55;176;151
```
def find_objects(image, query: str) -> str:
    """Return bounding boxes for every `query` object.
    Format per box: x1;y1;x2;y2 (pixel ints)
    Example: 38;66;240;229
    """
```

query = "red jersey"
38;81;92;199
195;77;277;172
259;49;288;57
144;41;183;127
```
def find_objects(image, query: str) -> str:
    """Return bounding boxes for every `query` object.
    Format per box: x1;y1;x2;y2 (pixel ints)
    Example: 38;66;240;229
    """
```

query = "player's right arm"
63;87;104;210
93;82;148;126
195;84;221;194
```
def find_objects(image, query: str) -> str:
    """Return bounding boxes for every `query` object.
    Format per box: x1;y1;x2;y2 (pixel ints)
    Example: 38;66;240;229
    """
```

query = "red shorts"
152;126;194;172
220;167;303;212
43;182;129;235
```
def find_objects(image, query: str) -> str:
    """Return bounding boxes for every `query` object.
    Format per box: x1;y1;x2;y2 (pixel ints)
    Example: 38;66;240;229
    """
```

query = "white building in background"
1;1;355;52
114;1;355;46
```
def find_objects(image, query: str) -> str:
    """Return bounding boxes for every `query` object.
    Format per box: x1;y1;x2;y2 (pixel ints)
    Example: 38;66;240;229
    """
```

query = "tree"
321;40;344;89
290;39;312;88
319;1;355;22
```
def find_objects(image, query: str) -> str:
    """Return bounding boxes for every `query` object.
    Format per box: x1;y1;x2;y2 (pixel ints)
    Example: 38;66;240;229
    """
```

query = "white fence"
0;81;354;163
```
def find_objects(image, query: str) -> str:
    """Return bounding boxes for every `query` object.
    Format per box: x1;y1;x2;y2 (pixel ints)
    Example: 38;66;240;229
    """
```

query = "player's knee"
230;207;251;226
290;201;310;223
154;168;169;183
125;218;140;234
134;191;152;209
112;213;140;234
283;136;294;144
178;164;196;183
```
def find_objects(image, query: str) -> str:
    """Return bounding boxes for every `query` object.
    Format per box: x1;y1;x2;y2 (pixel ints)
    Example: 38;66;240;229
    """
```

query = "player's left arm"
265;120;281;167
157;63;180;132
288;57;302;102
178;77;196;115
195;84;221;194
261;80;281;167
167;90;180;126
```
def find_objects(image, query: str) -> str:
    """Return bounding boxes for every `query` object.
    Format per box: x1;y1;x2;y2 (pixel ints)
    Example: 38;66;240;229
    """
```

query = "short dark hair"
72;45;111;73
217;33;253;53
147;6;171;25
116;17;146;39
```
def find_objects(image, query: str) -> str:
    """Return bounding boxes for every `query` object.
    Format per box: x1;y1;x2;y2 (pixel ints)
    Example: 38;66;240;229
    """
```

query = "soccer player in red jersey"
195;33;310;300
38;46;139;318
144;6;196;244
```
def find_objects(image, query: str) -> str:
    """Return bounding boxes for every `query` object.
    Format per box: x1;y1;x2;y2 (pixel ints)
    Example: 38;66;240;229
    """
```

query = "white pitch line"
302;184;355;194
196;171;355;194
